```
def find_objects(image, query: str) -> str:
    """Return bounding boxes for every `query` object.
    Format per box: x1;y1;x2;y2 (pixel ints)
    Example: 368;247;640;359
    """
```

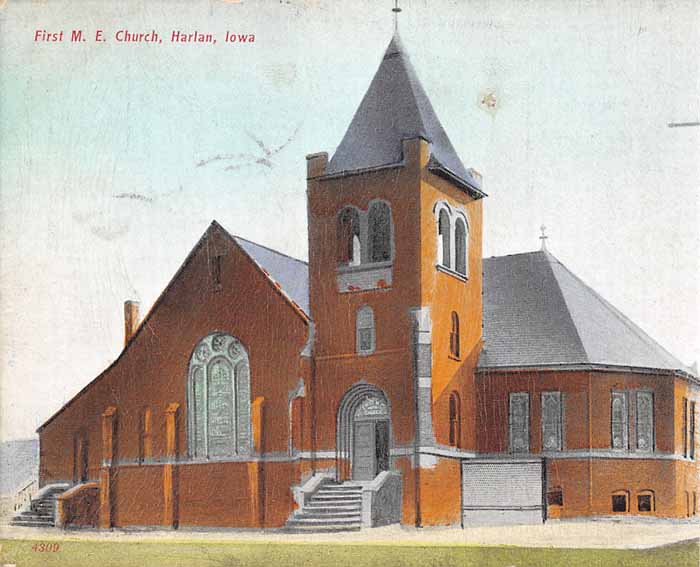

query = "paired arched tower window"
435;202;469;277
454;219;467;275
368;202;391;262
337;201;393;266
356;306;376;355
187;333;252;458
337;207;361;266
438;210;451;269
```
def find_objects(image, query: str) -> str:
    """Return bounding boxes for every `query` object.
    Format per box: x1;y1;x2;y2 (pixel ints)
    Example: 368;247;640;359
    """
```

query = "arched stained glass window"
509;392;530;453
635;391;654;452
541;391;563;451
188;333;251;458
611;392;628;450
368;202;392;263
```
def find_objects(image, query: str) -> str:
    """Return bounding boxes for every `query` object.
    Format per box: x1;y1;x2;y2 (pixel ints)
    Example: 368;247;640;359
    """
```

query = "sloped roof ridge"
390;33;433;140
38;221;311;434
230;232;308;266
543;249;686;371
484;249;544;261
38;222;216;432
537;249;591;363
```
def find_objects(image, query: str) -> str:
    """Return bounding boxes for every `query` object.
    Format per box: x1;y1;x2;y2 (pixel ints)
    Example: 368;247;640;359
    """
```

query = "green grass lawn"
1;538;698;567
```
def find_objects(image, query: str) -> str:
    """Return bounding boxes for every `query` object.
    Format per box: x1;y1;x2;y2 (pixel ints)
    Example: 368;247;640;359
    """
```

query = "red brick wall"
478;368;700;519
38;224;311;527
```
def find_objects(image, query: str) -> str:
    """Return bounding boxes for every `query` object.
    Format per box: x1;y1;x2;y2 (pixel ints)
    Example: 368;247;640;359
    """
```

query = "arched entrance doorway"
336;384;391;481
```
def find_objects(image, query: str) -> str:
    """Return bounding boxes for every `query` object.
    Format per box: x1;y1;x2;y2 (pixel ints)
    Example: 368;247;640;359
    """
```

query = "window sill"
436;264;467;282
337;260;393;274
448;354;461;362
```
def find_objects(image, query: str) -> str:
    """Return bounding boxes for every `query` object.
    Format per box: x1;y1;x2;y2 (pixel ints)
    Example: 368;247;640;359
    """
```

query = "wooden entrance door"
352;419;390;481
353;421;375;480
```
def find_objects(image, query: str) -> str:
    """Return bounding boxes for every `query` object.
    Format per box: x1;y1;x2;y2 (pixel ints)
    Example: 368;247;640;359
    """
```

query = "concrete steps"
286;481;363;532
10;484;69;528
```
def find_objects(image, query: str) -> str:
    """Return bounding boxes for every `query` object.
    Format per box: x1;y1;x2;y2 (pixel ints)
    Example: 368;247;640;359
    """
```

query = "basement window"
637;491;655;513
611;491;629;513
547;488;563;506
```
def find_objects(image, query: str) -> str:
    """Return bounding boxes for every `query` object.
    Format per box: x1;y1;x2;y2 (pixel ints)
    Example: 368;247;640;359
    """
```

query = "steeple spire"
326;29;485;197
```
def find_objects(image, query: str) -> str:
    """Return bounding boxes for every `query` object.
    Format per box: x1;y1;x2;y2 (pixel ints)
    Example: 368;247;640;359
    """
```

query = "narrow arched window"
438;209;451;268
188;333;251;458
138;407;152;464
449;391;461;448
455;218;467;276
356;306;375;355
611;392;628;450
449;311;460;358
368;202;392;263
337;207;361;266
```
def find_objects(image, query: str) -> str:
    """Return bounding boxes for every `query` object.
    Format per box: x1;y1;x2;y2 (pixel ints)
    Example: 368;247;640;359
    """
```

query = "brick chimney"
124;300;140;346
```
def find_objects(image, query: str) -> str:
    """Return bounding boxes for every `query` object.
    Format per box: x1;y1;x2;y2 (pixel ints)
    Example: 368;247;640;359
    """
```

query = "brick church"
25;32;698;531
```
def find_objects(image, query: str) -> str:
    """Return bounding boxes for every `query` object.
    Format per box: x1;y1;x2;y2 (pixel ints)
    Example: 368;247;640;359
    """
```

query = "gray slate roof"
234;233;689;375
234;236;310;316
326;33;483;195
478;250;690;374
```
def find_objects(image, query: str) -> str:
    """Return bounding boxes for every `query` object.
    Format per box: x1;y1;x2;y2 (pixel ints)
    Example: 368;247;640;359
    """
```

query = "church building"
22;32;698;531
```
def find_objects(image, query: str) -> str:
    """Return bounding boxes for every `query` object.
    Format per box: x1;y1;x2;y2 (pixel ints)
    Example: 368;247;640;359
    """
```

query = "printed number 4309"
31;543;60;552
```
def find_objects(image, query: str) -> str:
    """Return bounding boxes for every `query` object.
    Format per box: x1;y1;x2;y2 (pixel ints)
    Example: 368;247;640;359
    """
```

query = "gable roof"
37;221;310;433
478;249;692;376
233;235;309;315
326;33;484;197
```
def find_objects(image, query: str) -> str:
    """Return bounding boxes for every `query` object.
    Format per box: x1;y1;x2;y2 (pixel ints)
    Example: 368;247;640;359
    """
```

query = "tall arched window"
611;392;628;450
449;391;461;448
449;311;460;358
455;218;467;276
188;333;251;458
438;209;451;268
337;207;361;266
368;202;392;262
356;306;376;355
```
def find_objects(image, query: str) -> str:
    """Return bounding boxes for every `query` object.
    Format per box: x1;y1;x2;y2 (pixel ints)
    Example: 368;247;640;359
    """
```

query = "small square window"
637;494;652;512
612;494;628;512
547;489;563;506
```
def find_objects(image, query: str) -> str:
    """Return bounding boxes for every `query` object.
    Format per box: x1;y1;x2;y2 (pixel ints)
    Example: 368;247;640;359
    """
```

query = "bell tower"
306;29;486;526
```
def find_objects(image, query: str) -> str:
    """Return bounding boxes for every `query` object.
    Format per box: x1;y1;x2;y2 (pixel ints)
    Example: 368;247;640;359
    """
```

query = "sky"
0;0;698;442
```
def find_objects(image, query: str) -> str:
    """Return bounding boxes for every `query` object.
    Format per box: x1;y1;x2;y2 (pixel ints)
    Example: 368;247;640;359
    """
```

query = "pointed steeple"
326;32;484;197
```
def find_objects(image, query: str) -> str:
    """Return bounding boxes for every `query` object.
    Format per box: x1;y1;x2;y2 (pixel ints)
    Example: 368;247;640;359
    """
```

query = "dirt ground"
1;518;699;549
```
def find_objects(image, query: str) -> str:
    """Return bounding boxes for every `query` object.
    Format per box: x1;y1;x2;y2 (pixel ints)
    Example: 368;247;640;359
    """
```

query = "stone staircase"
10;484;69;528
286;481;363;532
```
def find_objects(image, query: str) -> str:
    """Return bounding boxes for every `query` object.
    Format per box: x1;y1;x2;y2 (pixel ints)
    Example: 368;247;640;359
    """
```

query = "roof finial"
539;224;549;251
392;0;402;33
